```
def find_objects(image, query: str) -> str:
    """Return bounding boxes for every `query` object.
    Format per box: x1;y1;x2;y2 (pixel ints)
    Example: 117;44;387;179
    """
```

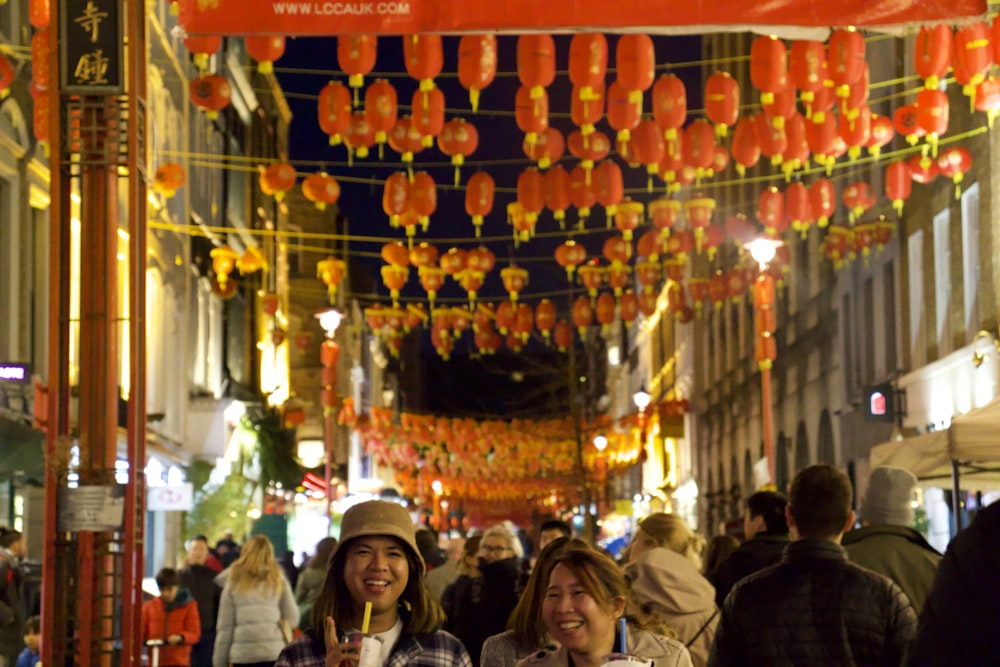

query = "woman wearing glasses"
444;524;523;667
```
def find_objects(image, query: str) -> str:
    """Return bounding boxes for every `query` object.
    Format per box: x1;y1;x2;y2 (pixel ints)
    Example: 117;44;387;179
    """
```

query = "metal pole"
761;365;774;484
950;459;962;535
325;410;335;531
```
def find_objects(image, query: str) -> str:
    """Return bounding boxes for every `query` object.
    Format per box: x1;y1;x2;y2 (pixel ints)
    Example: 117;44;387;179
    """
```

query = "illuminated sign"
863;382;895;423
0;363;31;382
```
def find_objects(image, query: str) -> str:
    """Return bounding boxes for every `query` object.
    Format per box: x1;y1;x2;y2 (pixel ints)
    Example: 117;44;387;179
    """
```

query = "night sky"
275;34;702;416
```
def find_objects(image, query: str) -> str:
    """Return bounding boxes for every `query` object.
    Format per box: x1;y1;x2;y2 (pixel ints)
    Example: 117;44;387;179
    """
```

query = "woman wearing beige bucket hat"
275;499;472;667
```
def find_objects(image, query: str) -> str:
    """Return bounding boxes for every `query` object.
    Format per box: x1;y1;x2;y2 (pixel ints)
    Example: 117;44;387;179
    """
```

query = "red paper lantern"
411;87;445;147
553;321;573;351
635;260;661;292
387;116;425;163
705;71;740;137
917;88;949;146
569;164;598;219
409;172;437;230
29;0;49;28
614;199;644;242
915;24;952;89
517;168;546;223
184;35;222;72
781;112;810;177
465;171;494;236
523;127;566;170
403;34;443;91
567;130;611;168
572;296;594;335
652;74;687;140
338;35;377;90
245;36;285;74
501;266;529;302
593;161;625;220
975;76;1000;126
383;172;410;226
457;34;497;112
762;85;796;128
838;103;871;160
616;34;655;101
31;30;50;91
936;147;973;198
595;293;616;329
806;112;837;170
301;172;341;211
381;241;409;268
758;187;786;234
885;160;912;216
515;85;549;143
750;35;788;103
517;34;556;98
535;300;557;338
409;243;439;269
345;113;377;158
753;112;787;165
953;23;993;95
318;82;352;146
544;165;572;225
607;81;641;143
731;117;761;176
190;75;232;118
893;103;924;146
153;163;186;198
809;178;837;229
683;119;716;177
649;197;682;232
789;40;826;109
419;267;446;304
907;154;940;184
785;181;814;236
365;79;398;147
827;29;866;95
554;240;587;281
569;33;608;98
438;118;479;175
260;163;296;202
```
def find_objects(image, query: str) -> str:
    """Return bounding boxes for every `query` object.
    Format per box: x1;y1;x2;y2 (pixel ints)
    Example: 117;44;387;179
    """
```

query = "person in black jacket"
179;535;222;667
708;465;917;666
709;490;789;608
906;499;1000;666
0;528;26;667
443;524;522;667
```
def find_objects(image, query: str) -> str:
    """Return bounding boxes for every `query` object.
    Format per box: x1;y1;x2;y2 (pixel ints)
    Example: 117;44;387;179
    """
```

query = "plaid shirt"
276;629;472;667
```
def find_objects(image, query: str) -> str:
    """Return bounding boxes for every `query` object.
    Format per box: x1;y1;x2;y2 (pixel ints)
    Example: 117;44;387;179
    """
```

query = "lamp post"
746;238;781;487
632;385;651;496
315;307;343;530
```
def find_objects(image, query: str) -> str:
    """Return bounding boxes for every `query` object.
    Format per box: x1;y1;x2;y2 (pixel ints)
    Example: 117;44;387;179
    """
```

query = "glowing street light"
315;307;344;339
593;433;608;452
315;306;344;529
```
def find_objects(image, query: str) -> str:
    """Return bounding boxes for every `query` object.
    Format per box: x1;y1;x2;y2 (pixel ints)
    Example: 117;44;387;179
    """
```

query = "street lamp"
315;307;344;530
632;385;652;496
593;433;608;452
746;238;781;486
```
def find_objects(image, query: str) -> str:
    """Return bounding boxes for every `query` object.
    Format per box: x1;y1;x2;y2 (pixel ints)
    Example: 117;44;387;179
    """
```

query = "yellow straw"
361;602;372;634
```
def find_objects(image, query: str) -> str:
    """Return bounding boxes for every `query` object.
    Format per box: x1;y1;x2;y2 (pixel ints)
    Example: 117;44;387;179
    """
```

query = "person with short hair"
0;527;26;666
141;568;201;667
180;535;222;667
536;520;572;553
843;466;941;614
708;465;917;666
14;616;39;667
708;490;789;608
275;500;471;667
516;541;692;667
294;537;338;630
425;538;465;602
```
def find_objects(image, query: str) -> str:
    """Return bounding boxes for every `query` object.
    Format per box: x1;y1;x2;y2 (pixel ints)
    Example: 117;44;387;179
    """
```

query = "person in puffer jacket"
213;535;298;667
709;465;917;666
141;568;201;667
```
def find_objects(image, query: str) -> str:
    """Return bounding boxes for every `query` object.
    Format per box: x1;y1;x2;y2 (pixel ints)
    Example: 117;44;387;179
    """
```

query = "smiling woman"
275;500;472;667
519;542;692;667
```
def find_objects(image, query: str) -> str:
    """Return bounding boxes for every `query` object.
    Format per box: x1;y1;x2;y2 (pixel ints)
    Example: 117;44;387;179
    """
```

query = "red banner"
178;0;986;36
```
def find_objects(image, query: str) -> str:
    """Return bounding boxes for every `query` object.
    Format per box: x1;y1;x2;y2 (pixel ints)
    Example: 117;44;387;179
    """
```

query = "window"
961;183;980;335
933;208;951;350
908;230;925;367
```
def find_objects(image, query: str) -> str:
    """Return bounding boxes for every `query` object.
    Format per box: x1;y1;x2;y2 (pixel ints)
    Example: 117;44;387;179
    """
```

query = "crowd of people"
0;461;971;667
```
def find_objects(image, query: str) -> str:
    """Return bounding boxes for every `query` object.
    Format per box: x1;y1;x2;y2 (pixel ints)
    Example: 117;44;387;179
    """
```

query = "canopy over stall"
870;396;1000;529
178;0;985;36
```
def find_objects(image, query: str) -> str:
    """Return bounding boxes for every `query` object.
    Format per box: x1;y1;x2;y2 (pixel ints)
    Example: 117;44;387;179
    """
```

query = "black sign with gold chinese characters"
60;0;123;94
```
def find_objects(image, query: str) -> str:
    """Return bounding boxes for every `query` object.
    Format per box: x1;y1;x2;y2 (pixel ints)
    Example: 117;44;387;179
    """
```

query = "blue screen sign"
0;363;31;382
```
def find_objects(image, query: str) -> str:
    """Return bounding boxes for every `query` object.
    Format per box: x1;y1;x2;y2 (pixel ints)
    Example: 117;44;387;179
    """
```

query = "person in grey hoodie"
624;514;718;667
213;534;298;667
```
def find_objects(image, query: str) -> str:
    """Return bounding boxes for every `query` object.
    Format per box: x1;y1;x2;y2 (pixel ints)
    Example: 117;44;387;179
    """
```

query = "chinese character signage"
60;0;123;94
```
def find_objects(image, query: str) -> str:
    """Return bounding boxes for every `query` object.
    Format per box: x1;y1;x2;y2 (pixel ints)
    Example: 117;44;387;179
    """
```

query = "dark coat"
180;564;223;633
0;550;24;663
443;557;521;667
709;531;788;609
842;524;941;614
708;540;917;667
907;501;1000;667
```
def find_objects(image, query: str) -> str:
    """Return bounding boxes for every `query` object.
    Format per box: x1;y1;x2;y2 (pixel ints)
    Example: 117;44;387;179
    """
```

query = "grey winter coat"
515;628;692;667
212;575;298;667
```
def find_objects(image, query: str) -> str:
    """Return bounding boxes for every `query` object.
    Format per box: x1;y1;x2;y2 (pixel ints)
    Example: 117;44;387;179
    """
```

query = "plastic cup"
343;632;383;667
601;654;653;667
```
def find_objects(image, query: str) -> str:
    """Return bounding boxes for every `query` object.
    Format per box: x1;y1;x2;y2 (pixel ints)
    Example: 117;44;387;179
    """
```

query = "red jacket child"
141;568;201;667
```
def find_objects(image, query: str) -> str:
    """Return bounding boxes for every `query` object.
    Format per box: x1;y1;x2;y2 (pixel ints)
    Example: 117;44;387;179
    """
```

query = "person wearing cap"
842;466;941;614
275;500;472;667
